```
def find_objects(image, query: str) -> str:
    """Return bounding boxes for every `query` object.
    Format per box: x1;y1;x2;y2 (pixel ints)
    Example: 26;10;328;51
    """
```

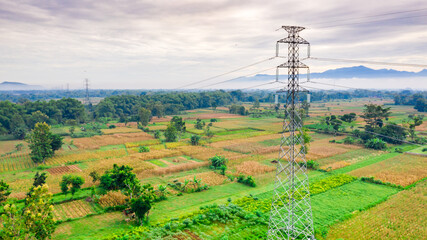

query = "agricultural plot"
349;154;427;186
0;140;28;155
234;161;275;176
306;138;362;161
327;180;427;240
178;171;228;186
73;132;154;150
47;164;82;175
315;148;380;171
53;199;102;221
101;127;141;135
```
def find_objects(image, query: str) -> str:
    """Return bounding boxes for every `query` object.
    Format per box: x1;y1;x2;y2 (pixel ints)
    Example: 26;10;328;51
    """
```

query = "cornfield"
98;191;128;208
235;161;275;176
53;199;102;221
73;132;154;150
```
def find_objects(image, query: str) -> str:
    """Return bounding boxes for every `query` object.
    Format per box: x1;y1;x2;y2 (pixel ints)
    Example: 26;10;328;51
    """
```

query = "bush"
237;175;256;187
329;139;336;143
108;125;116;129
343;136;355;144
154;130;161;139
139;146;150;153
394;147;403;153
423;147;427;152
190;135;201;146
299;160;319;170
365;138;387;150
209;155;227;169
210;118;218;122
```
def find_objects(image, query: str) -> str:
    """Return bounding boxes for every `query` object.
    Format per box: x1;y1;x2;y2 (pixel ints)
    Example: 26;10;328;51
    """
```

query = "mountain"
242;66;427;81
0;81;44;91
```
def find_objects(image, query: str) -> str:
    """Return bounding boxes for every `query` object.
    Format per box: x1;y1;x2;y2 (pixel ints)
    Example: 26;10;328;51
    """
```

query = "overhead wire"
308;57;427;68
174;56;277;89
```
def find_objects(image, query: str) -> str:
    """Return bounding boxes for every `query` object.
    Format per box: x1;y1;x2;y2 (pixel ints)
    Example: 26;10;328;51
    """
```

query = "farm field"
0;98;425;239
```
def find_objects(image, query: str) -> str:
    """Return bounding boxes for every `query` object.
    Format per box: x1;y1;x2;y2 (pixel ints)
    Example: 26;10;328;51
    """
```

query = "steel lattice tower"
84;78;90;105
267;26;314;240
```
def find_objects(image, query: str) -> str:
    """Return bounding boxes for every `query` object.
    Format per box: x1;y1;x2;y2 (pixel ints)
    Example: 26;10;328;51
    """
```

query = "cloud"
0;0;426;89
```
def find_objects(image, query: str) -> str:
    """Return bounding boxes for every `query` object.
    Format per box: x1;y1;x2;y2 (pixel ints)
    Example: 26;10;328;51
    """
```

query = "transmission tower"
267;26;314;240
84;78;90;105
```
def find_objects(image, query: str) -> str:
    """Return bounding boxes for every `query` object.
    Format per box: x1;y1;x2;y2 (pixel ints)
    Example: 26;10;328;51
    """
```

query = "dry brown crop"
98;191;128;208
235;161;275;176
73;132;154;150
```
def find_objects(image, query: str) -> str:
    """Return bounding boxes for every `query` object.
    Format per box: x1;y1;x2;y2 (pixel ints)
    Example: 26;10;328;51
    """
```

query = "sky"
0;0;427;90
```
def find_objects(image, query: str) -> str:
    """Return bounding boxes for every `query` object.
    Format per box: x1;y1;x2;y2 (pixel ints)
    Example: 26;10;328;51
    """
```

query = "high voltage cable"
175;56;277;89
314;13;427;29
309;7;427;26
362;129;423;146
308;57;427;68
197;66;277;89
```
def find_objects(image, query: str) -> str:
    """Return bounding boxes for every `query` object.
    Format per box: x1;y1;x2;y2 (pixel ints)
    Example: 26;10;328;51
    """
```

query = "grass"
327;180;426;239
349;153;427;186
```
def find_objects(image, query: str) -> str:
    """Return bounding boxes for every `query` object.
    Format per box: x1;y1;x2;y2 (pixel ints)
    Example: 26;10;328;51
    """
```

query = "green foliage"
210;118;218;122
340;113;357;123
190;135;201;146
154;130;161;139
299;160;319;170
89;171;100;183
33;172;48;187
108;124;116;129
365;138;387;150
394;147;404;153
297;128;312;154
194;118;205;130
50;134;63;151
219;165;227;175
130;195;152;224
229;105;246;115
168;177;209;193
27;122;54;164
343;136;355;144
15;143;24;151
171;116;186;133
138;146;150;153
1;185;56;240
361;104;391;130
237;175;256;187
0;180;11;204
209;155;227;169
100;164;138;192
164;124;177;142
138;107;151;126
60;175;85;196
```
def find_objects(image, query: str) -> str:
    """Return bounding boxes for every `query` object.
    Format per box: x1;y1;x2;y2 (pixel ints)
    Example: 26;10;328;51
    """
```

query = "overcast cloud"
0;0;426;89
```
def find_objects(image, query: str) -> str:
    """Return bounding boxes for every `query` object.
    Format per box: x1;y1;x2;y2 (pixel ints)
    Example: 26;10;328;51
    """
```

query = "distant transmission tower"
267;26;314;239
84;78;90;105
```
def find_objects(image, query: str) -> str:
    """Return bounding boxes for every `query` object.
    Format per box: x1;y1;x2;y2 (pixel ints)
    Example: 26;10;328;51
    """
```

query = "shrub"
329;139;336;143
210;118;218;122
394;147;403;153
343;136;355;144
365;138;387;150
422;147;427;152
209;155;227;169
237;175;256;187
190;135;201;146
218;165;227;175
299;160;319;170
109;125;116;129
139;146;150;153
154;130;161;139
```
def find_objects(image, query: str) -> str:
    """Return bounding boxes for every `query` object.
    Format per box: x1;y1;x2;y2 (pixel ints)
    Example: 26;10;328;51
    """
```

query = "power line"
362;129;423;146
196;66;277;89
175;56;277;89
310;7;427;27
314;13;427;29
308;57;427;68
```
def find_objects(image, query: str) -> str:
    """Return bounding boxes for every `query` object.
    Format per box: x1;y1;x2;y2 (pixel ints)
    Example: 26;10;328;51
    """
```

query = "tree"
33;172;48;187
15;143;24;151
164;124;177;142
0;180;11;205
28;111;49;129
1;184;56;240
190;135;201;145
209;155;227;169
361;104;391;130
100;164;138;191
50;134;63;151
378;124;407;144
130;194;151;224
60;175;85;196
414;98;426;112
138;107;151;126
170;116;186;138
297;128;312;154
194;118;205;130
340;113;357;123
365;138;387;150
89;171;100;183
408;114;424;141
27;123;53;164
69;126;75;135
253;99;260;109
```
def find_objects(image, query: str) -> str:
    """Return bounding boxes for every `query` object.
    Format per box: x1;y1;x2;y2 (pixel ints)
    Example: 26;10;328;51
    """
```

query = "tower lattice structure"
267;26;315;240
